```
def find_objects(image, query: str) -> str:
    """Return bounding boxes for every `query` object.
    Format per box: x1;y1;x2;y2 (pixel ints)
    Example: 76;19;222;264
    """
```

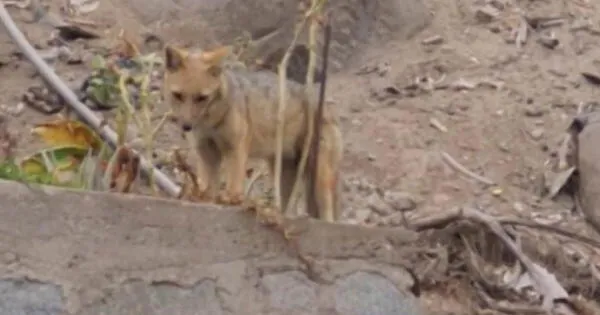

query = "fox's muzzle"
168;113;193;132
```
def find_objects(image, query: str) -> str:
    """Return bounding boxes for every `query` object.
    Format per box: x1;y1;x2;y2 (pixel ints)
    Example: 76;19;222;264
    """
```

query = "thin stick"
305;17;331;218
441;151;494;186
274;9;311;209
463;208;574;314
0;1;181;197
285;0;327;216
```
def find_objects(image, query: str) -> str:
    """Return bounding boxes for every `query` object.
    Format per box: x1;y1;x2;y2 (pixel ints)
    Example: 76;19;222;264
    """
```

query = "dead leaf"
56;25;101;41
173;149;205;201
546;166;576;199
67;0;99;14
582;72;600;85
31;119;102;151
107;146;139;193
114;30;141;58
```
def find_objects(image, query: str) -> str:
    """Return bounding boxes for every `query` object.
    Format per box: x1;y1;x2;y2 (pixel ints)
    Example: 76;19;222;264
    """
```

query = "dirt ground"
2;0;600;313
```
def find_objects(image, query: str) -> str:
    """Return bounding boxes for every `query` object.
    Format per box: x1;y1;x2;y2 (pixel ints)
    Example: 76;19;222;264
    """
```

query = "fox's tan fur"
162;45;343;222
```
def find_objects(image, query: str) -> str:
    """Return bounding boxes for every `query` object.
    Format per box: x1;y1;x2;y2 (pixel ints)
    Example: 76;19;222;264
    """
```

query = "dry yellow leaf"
31;119;102;151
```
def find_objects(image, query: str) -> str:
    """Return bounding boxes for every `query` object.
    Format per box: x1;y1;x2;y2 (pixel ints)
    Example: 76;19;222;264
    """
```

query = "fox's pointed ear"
165;45;187;71
201;46;231;65
201;46;231;77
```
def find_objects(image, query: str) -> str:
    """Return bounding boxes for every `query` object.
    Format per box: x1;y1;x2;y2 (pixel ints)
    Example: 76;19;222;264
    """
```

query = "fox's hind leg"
310;122;343;222
268;157;299;216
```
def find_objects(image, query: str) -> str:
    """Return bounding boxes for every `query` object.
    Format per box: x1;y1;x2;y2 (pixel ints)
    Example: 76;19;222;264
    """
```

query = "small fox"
162;45;344;222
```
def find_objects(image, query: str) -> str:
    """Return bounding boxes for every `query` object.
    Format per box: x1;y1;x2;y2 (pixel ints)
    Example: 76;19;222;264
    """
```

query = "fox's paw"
217;191;244;206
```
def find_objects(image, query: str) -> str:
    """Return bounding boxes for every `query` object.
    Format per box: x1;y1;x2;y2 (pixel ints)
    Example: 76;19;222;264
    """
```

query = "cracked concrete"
0;180;426;314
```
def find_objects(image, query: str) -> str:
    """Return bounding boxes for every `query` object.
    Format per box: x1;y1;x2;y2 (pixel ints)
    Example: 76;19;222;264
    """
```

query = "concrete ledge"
0;180;424;314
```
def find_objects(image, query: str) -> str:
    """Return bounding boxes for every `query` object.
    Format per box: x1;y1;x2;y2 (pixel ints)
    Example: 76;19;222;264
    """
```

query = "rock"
383;191;418;212
353;208;373;223
0;280;64;315
367;193;393;216
3;102;25;116
116;0;431;79
530;128;545;140
422;35;444;45
524;106;545;117
0;180;422;314
352;178;377;193
474;5;500;23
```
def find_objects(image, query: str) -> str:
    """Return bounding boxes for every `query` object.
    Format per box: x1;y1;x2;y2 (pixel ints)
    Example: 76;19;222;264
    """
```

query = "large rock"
576;112;600;234
0;180;425;314
99;0;430;81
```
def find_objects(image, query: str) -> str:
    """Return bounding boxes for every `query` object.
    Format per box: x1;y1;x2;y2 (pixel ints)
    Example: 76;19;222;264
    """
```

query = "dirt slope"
2;0;600;313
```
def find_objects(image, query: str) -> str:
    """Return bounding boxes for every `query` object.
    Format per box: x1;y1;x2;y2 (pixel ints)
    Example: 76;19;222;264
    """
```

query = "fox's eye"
193;94;208;103
172;92;184;101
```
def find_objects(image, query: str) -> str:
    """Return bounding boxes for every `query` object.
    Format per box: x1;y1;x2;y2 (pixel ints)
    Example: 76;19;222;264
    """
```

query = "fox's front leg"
217;137;250;205
192;136;222;201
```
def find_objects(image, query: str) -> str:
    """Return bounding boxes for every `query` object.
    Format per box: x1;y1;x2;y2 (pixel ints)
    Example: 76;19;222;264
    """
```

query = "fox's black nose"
182;124;192;132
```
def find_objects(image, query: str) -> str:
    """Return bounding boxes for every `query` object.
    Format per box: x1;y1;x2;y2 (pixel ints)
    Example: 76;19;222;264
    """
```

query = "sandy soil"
2;0;600;313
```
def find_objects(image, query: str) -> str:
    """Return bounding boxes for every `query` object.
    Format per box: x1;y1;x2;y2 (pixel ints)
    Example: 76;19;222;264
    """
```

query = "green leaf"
90;55;107;70
20;145;90;176
0;160;23;181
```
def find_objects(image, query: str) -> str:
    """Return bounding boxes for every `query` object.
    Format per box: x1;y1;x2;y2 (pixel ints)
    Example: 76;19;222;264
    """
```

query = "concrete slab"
0;180;425;314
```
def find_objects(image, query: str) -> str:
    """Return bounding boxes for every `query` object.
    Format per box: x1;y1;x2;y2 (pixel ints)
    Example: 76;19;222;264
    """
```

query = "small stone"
367;154;376;161
530;128;544;140
513;202;525;212
524;106;545;117
422;35;444;45
365;212;379;224
497;141;510;152
537;35;559;49
474;5;500;23
366;193;393;216
383;191;417;212
489;0;508;10
491;187;503;196
353;208;372;224
355;178;376;193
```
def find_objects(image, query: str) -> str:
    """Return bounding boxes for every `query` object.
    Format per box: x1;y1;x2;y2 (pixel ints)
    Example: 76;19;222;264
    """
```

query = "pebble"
422;35;444;45
513;202;525;212
1;103;24;116
474;5;500;23
383;191;418;212
354;208;371;223
530;128;544;140
524;106;545;117
366;193;393;216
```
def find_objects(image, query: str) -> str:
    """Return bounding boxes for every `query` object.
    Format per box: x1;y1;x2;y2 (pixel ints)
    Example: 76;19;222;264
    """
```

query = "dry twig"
441;151;495;186
274;5;309;210
305;9;331;218
275;0;326;215
413;207;580;314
